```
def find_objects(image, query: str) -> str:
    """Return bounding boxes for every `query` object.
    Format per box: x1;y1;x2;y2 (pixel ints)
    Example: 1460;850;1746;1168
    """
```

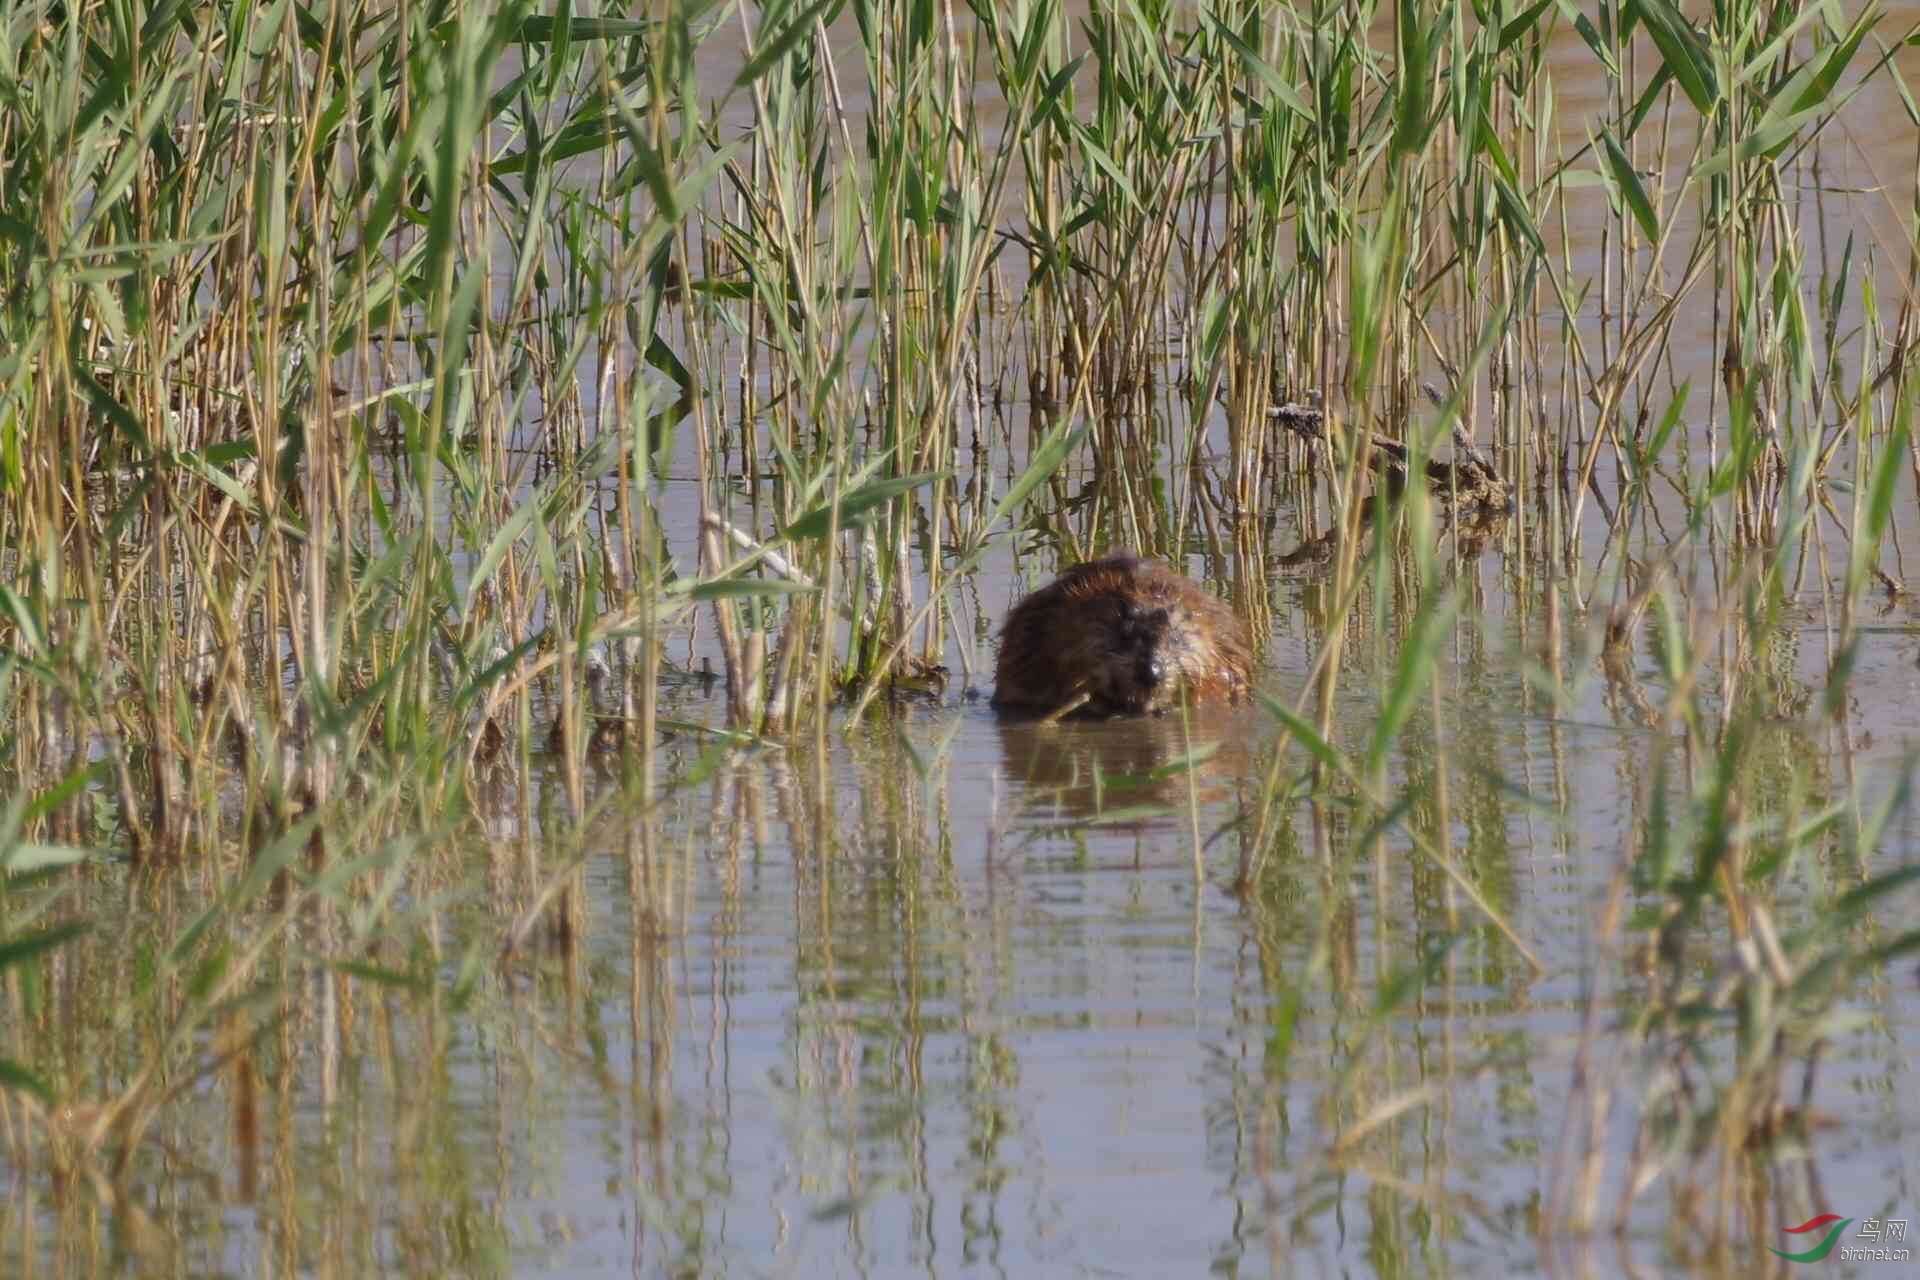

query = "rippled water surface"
10;5;1920;1277
15;579;1915;1278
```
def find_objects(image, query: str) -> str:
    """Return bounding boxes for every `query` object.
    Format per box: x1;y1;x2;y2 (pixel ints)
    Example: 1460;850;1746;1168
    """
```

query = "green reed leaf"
1498;0;1556;55
1;844;95;875
464;500;539;622
737;0;845;88
1367;592;1455;774
0;921;91;971
1634;0;1716;115
972;418;1087;558
682;578;819;601
0;1058;53;1103
1691;106;1827;180
1600;130;1659;242
1828;865;1920;926
1641;383;1690;472
233;814;323;910
1391;0;1435;160
1257;691;1344;776
1760;8;1875;129
1554;0;1618;76
332;958;430;990
783;471;947;543
1210;14;1313;119
518;14;650;41
1848;413;1909;599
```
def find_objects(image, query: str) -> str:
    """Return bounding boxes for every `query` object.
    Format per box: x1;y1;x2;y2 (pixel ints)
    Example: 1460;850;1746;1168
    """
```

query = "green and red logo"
1769;1215;1854;1263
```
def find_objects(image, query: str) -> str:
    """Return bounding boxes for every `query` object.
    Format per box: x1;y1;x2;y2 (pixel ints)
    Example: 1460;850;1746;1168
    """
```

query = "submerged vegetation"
2;0;1919;1271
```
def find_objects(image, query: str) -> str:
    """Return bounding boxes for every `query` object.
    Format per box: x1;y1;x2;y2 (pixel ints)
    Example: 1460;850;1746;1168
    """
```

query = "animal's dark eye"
1143;607;1169;629
1113;598;1134;621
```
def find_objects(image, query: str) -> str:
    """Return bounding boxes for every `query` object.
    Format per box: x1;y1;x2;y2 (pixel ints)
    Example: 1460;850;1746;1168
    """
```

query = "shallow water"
11;6;1920;1278
9;573;1916;1277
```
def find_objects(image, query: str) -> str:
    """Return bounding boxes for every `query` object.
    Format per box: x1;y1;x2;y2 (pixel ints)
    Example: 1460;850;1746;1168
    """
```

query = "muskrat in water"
993;556;1253;717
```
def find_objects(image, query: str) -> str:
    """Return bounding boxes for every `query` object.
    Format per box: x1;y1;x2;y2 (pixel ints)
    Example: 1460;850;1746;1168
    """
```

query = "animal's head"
1059;576;1220;715
1075;592;1172;714
996;556;1247;718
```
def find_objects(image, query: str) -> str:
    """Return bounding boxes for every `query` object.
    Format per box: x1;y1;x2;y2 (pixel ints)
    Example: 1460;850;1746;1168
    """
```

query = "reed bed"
2;0;1918;1269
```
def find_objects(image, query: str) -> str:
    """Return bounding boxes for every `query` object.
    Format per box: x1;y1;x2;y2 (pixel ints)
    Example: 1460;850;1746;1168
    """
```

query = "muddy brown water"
10;11;1920;1280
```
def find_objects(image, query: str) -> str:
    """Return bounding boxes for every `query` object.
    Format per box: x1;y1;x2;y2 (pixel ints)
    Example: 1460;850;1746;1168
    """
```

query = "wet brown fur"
993;556;1252;717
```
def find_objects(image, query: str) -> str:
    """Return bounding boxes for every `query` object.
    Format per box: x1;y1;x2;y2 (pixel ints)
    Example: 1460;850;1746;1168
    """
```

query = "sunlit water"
10;9;1920;1279
10;571;1916;1278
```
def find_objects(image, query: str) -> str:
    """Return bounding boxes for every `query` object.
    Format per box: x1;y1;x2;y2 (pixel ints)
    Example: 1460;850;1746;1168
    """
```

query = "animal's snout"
1117;607;1173;693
